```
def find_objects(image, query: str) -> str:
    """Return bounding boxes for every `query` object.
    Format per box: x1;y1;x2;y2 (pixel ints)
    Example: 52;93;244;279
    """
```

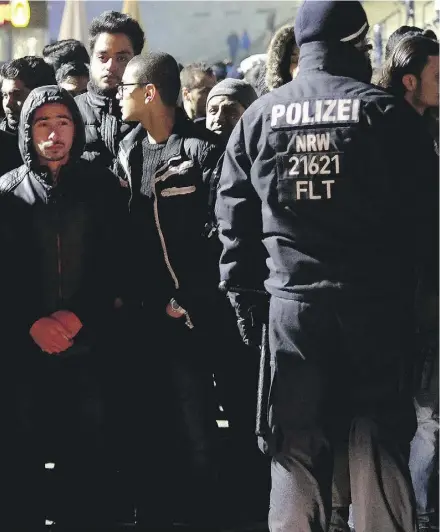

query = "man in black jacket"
116;51;223;529
0;56;56;135
215;1;438;531
75;10;144;168
379;34;439;532
0;130;21;175
0;85;124;530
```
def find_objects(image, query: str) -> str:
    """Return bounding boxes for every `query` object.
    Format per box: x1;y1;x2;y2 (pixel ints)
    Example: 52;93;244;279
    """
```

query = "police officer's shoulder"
237;90;275;137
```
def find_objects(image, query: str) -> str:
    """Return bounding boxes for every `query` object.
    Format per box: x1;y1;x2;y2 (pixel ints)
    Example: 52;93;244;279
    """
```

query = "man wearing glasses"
115;51;223;529
75;10;144;169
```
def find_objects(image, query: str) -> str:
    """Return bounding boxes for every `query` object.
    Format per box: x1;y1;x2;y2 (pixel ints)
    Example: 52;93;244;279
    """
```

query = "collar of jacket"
121;107;192;161
297;41;372;84
86;81;121;117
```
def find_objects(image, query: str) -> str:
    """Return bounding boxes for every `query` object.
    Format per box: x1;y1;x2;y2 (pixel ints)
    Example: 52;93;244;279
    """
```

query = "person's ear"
144;84;155;104
402;73;418;93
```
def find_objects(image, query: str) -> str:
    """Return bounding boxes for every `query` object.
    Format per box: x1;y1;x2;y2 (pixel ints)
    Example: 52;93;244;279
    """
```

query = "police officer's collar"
297;41;372;84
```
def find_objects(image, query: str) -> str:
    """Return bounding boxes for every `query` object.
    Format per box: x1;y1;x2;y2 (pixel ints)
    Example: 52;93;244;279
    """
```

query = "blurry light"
10;0;30;28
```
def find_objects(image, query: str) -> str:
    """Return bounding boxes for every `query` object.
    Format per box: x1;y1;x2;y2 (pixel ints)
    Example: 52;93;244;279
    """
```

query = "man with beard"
215;1;438;531
0;56;56;135
75;10;144;169
0;85;124;530
379;35;439;532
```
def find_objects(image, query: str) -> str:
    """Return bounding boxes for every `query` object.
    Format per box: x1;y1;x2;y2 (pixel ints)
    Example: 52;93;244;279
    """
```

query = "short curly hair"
89;11;145;56
265;24;298;91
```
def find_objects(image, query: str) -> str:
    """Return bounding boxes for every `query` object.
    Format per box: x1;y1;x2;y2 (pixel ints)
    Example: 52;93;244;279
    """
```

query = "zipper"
56;232;62;300
152;181;180;290
52;195;63;303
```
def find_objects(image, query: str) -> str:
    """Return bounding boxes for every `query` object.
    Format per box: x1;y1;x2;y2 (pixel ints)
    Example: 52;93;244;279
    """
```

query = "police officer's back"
216;2;438;531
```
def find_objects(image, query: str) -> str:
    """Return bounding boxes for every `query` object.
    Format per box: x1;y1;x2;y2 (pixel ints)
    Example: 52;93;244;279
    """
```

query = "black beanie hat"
206;79;258;111
295;0;369;48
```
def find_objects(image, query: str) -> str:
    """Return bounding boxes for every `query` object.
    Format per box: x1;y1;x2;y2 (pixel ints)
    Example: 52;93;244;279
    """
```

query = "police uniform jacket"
216;41;438;300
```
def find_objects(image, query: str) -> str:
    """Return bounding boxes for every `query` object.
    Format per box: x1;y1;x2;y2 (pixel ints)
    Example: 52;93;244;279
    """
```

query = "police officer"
215;1;438;531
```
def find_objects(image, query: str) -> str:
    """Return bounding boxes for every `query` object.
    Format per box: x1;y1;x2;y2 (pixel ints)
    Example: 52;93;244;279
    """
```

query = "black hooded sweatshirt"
0;85;125;345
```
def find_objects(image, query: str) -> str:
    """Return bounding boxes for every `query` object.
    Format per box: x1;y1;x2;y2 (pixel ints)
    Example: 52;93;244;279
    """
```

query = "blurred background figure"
227;31;240;64
55;60;89;96
180;62;217;124
211;61;228;83
0;56;55;135
43;38;90;73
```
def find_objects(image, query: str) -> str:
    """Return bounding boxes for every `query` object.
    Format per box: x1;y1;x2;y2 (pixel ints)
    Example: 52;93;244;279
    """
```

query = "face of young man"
206;94;245;142
2;78;31;130
183;72;217;119
90;32;134;93
116;64;148;122
415;55;439;110
32;103;75;166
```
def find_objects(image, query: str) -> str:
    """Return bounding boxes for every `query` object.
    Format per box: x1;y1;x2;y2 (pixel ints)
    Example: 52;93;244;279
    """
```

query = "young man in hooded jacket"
0;85;124;530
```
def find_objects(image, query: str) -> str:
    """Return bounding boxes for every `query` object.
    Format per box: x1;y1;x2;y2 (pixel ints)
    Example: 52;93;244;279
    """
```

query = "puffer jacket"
115;109;224;326
75;82;134;169
0;130;22;176
0;85;125;343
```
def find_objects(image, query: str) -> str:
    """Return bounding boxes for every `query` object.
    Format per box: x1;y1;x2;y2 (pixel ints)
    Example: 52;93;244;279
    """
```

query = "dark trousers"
267;294;418;532
4;344;111;531
110;307;220;528
211;304;271;522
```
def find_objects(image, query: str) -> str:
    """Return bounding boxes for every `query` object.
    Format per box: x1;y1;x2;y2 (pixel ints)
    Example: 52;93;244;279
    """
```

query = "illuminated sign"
0;0;30;27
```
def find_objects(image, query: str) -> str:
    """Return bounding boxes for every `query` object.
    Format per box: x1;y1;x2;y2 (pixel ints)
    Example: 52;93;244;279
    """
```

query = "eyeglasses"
116;82;148;97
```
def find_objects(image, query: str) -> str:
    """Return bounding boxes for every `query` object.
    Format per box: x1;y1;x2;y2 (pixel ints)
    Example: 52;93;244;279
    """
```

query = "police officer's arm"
215;117;266;293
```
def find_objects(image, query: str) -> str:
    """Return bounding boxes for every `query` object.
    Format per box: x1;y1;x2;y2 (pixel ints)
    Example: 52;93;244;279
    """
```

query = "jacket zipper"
152;180;180;290
123;143;194;329
57;233;62;300
152;172;194;329
54;199;63;302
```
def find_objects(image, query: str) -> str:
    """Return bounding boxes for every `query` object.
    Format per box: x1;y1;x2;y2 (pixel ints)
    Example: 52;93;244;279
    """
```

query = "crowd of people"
0;1;438;531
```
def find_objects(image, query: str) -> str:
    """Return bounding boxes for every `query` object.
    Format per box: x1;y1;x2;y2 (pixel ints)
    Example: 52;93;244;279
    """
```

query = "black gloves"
227;291;269;349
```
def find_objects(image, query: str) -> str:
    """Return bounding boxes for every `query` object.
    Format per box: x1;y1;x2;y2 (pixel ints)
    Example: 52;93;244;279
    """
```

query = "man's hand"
228;292;269;349
29;316;73;354
51;310;83;338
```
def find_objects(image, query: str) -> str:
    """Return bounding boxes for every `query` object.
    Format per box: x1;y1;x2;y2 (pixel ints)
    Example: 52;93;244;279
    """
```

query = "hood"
297;41;372;84
19;85;86;169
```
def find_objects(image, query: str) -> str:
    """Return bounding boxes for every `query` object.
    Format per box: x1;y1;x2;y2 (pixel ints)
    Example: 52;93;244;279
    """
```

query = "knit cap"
206;79;258;110
294;0;369;48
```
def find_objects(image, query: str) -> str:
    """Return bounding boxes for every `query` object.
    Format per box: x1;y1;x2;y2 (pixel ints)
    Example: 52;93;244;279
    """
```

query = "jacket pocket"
160;185;197;197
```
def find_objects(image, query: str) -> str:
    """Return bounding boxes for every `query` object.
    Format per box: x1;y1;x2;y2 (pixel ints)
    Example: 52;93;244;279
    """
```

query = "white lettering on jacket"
271;98;360;128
